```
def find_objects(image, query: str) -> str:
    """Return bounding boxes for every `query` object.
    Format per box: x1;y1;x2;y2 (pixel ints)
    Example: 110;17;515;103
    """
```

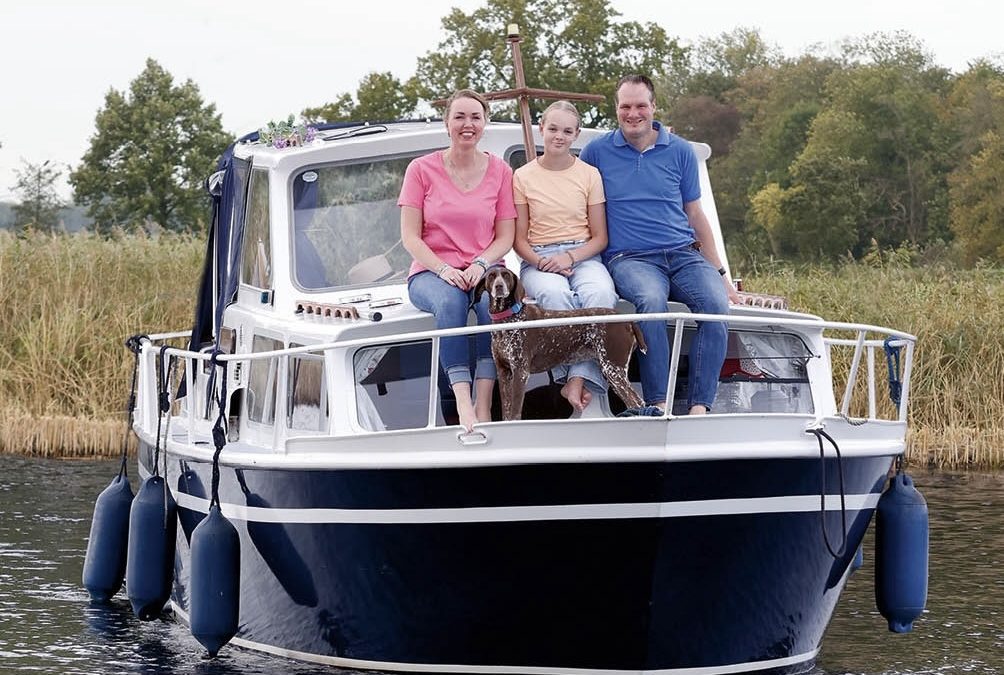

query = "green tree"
303;71;419;123
70;58;230;232
750;110;868;259
948;76;1004;264
413;0;684;127
711;54;838;260
11;159;65;232
823;32;955;249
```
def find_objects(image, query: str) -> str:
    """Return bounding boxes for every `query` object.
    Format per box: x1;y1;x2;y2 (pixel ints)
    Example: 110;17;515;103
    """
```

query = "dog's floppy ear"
472;270;489;302
510;269;527;303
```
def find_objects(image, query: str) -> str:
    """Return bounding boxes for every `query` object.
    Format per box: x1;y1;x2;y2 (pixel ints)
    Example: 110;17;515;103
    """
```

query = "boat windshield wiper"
322;124;389;142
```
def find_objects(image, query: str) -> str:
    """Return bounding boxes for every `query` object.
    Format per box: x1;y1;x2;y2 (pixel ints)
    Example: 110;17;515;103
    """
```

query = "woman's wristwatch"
473;256;489;270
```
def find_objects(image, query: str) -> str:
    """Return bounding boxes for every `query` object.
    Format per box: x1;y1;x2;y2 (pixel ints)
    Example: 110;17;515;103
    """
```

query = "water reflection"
0;455;1001;674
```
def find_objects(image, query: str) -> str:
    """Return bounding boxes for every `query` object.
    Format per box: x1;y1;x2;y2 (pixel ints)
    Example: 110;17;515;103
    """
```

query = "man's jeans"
408;271;496;386
607;247;728;409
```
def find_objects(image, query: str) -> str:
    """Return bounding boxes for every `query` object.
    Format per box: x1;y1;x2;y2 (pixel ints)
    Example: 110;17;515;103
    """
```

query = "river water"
0;455;1001;674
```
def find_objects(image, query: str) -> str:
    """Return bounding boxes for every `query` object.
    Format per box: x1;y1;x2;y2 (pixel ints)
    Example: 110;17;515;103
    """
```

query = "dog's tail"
631;322;648;354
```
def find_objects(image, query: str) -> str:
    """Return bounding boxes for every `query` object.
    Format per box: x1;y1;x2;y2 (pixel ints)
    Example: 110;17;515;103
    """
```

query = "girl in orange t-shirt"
512;101;617;412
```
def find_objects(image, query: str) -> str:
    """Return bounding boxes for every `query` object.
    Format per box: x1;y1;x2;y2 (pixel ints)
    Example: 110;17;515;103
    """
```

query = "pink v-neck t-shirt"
398;150;517;277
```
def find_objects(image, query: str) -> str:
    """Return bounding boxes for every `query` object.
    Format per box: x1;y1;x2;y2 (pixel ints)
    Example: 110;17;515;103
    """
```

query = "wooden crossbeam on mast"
432;25;605;162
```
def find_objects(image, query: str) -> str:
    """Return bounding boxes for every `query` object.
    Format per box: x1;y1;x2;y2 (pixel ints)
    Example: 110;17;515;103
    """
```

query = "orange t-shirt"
512;157;605;245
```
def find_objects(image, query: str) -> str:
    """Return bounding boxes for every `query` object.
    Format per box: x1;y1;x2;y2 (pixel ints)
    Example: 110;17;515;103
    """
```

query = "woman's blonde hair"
540;100;581;128
444;89;490;118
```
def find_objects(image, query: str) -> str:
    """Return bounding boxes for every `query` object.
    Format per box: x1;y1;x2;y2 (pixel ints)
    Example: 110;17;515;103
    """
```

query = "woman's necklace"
444;150;484;191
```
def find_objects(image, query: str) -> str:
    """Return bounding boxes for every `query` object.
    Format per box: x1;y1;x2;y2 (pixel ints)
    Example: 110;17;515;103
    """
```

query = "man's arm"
685;200;740;304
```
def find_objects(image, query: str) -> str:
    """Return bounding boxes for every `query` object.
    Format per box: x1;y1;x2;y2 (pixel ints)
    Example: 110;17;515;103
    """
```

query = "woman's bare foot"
457;401;478;432
560;377;590;411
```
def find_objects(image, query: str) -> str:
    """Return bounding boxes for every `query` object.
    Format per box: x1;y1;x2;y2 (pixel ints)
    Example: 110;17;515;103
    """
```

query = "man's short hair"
615;75;656;103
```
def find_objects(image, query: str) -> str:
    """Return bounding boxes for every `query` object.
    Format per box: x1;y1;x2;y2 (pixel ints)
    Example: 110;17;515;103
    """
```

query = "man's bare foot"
560;377;588;411
688;404;708;415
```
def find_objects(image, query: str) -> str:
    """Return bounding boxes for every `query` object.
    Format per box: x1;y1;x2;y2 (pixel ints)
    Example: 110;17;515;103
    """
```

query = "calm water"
0;455;1001;674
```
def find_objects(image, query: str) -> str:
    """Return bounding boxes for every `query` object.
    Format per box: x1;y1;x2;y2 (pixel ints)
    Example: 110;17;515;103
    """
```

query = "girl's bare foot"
458;401;478;432
560;377;589;411
688;404;708;415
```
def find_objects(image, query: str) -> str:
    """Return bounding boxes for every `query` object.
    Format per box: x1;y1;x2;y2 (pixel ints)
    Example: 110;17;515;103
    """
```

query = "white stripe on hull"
172;604;817;675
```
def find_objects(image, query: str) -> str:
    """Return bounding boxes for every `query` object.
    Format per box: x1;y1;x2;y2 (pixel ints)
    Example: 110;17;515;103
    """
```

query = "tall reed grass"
0;231;202;456
746;262;1004;469
1;232;1001;468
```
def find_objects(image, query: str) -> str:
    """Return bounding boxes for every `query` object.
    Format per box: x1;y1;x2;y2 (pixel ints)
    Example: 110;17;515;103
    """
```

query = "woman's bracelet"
436;262;451;278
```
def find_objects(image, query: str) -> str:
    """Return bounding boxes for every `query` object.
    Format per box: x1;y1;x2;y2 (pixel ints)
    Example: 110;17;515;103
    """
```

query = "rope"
806;427;848;559
152;345;171;477
884;336;903;411
119;335;147;480
209;351;229;511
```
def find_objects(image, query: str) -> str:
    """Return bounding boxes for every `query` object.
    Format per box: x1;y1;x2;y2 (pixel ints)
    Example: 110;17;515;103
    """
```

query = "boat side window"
290;153;429;290
353;341;435;431
287;346;328;432
711;330;815;415
240;168;272;290
247;335;283;425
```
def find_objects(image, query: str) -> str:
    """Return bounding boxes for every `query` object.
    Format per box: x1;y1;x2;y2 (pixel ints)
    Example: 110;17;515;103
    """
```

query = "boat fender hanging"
875;471;928;633
189;505;241;656
851;545;863;573
82;475;134;602
125;475;177;620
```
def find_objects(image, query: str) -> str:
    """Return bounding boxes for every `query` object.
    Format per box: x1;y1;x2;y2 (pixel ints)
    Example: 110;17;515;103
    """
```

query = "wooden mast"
433;25;605;162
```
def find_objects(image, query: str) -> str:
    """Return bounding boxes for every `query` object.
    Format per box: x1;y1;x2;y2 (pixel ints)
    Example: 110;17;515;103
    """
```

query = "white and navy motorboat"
81;76;929;675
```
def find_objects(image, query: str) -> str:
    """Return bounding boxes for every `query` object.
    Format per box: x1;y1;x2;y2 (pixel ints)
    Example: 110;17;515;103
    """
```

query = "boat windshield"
290;155;424;290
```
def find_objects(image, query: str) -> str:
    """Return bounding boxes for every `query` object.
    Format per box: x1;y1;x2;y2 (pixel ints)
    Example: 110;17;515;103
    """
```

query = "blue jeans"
408;272;496;385
520;242;618;393
607;247;728;409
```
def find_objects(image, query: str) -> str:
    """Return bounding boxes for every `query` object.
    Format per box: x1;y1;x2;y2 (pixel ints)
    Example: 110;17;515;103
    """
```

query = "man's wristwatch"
717;267;727;276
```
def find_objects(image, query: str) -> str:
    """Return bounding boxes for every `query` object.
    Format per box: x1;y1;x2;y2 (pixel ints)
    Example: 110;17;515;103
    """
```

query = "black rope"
807;427;848;558
884;337;903;411
209;351;229;510
152;345;170;477
119;334;147;480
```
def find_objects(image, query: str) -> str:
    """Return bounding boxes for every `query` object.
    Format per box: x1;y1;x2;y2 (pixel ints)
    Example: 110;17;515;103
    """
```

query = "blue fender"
189;505;241;656
875;472;929;632
82;475;134;602
125;476;177;620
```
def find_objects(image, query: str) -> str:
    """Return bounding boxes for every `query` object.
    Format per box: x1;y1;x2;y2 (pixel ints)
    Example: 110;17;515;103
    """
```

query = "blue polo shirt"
579;121;701;260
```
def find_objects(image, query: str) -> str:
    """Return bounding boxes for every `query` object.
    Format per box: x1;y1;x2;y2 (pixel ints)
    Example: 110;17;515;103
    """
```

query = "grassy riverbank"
2;231;1002;468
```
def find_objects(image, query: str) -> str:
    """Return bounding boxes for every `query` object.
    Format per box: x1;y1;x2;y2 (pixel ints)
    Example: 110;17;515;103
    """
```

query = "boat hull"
139;440;891;674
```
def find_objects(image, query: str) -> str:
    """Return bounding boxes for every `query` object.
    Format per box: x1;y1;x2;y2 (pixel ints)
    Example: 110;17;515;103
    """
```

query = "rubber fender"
82;475;134;602
875;472;929;633
125;476;177;620
189;505;241;656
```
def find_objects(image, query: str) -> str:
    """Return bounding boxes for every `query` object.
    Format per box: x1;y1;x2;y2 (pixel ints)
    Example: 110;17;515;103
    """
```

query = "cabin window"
709;330;814;415
241;168;272;289
290;154;427;290
247;335;283;425
353;341;435;431
287;347;328;432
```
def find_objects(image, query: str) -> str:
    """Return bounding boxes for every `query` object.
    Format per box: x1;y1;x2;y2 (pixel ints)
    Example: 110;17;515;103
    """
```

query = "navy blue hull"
140;443;891;673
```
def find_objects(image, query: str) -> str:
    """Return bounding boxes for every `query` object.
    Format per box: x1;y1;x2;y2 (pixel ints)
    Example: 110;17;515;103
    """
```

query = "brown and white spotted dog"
475;266;647;420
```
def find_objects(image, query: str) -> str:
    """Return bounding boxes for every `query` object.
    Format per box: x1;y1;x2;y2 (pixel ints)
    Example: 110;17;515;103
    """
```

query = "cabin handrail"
133;311;916;442
140;312;917;364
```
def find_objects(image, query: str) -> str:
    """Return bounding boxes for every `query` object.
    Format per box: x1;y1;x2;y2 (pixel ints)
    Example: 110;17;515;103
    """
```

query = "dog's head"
474;266;524;313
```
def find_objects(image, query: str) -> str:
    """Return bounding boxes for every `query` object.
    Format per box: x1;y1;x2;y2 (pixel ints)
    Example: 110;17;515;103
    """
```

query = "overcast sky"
2;0;1001;202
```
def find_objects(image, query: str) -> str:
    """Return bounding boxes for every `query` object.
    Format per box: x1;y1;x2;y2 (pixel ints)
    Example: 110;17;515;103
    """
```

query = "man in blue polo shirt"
580;74;738;414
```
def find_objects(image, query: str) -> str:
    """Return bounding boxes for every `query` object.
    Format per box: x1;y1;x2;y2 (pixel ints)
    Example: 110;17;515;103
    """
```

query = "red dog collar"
490;302;523;321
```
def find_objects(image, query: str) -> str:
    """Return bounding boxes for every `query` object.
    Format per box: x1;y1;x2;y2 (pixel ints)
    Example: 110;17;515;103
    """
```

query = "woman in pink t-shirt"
399;89;516;432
